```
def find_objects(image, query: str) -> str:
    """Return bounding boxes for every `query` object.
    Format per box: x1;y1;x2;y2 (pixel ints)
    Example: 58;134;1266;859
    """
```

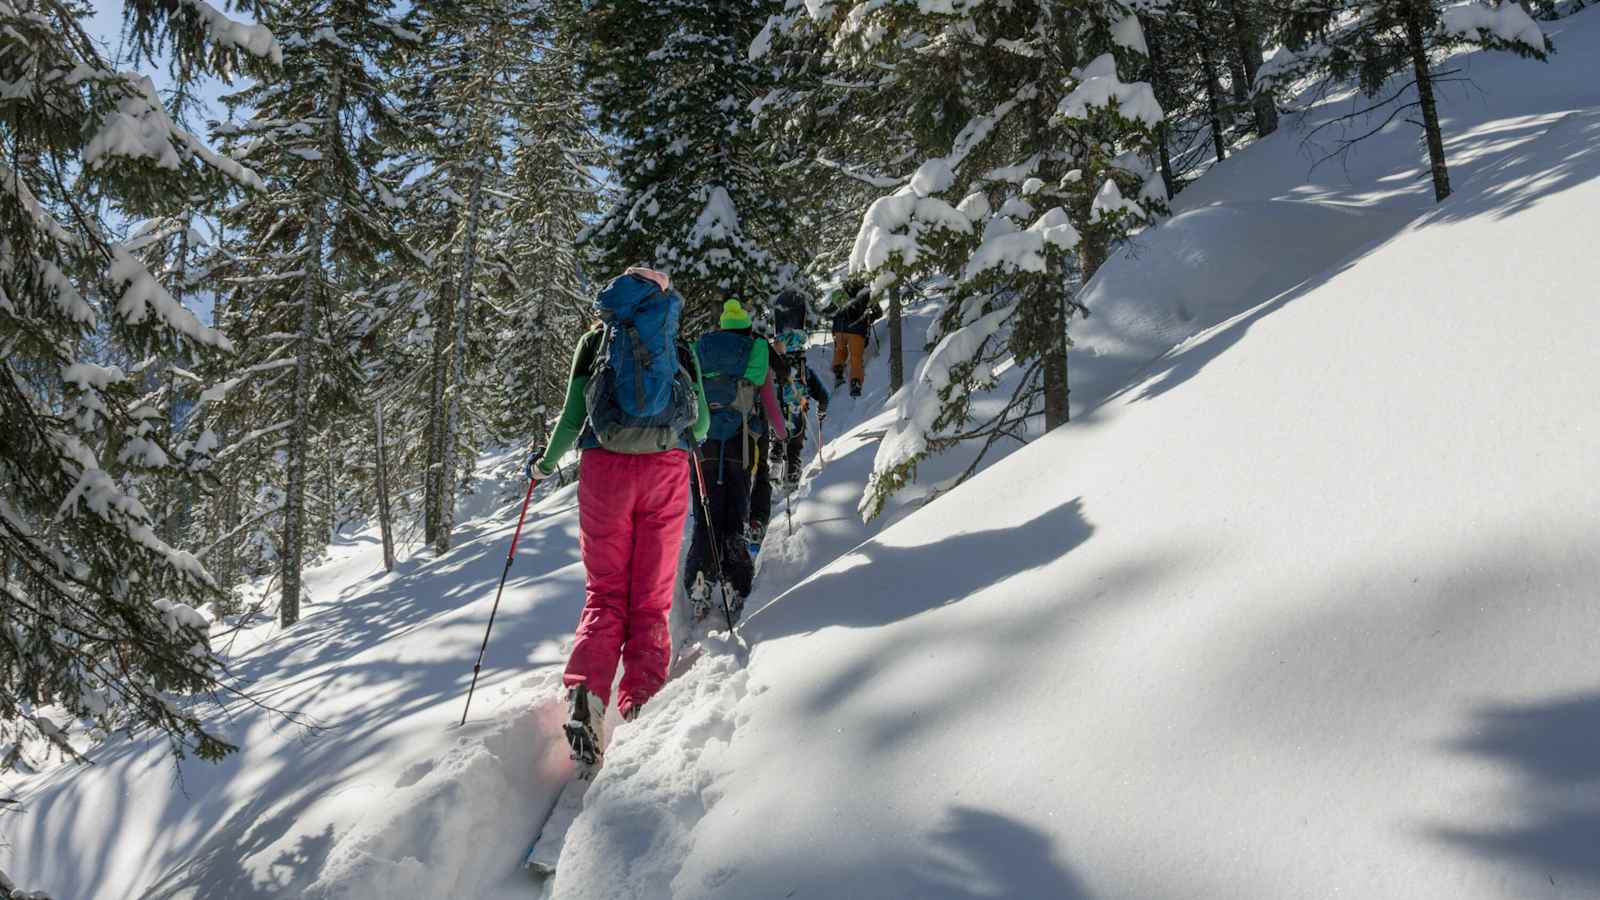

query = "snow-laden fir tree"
0;0;276;764
208;0;412;625
1259;0;1550;201
777;0;1168;519
575;0;795;328
487;25;607;451
379;0;563;553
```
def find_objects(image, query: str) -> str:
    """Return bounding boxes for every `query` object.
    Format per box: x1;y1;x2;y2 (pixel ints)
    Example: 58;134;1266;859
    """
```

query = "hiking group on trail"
518;267;852;771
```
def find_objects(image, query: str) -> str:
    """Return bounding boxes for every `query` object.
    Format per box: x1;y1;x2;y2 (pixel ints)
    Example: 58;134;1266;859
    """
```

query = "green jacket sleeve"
688;344;710;444
534;331;599;476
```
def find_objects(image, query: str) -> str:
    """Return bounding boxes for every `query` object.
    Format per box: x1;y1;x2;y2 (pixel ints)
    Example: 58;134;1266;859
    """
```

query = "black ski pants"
685;439;756;600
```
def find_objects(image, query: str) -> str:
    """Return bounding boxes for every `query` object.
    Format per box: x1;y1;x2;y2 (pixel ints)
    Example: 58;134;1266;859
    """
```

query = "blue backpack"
583;274;699;454
697;330;768;446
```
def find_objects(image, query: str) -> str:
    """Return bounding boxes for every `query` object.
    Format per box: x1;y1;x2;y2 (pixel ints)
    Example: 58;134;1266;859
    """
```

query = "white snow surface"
9;11;1600;900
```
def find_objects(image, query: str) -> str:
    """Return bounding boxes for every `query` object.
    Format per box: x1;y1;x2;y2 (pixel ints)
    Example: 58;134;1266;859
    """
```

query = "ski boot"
688;572;713;622
849;379;862;398
563;685;606;775
832;366;845;390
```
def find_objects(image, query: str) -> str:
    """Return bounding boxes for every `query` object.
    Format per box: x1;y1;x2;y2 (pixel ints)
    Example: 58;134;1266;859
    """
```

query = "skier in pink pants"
529;268;709;769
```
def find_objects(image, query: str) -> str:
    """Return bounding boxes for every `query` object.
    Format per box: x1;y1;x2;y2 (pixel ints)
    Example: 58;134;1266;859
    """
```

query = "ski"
524;772;593;877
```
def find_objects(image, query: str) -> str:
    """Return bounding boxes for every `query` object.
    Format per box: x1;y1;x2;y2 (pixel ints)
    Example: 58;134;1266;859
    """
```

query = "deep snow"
7;9;1600;899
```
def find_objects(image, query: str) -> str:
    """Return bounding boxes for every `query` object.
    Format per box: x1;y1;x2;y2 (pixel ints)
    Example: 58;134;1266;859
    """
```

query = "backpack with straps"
697;330;768;447
583;273;699;454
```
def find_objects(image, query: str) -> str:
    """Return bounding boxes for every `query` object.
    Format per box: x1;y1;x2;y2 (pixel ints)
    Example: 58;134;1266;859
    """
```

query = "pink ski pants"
564;447;689;718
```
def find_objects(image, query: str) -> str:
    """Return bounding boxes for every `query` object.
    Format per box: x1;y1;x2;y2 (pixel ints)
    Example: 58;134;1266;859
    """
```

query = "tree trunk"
423;286;448;548
281;69;341;627
281;218;322;629
435;161;486;554
1225;48;1250;112
1041;282;1070;430
1197;38;1229;162
886;285;903;394
1225;0;1279;136
1142;15;1179;197
373;397;396;572
1403;0;1452;201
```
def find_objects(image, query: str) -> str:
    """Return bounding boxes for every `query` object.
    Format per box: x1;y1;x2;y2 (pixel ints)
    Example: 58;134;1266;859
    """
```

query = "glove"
525;446;546;481
817;408;828;423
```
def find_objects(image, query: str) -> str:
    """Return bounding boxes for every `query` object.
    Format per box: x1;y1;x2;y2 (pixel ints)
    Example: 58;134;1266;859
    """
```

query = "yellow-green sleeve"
689;344;710;444
534;333;597;476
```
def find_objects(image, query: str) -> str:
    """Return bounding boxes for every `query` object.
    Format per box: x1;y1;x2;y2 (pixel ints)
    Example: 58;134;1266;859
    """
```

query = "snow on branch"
1440;2;1548;52
1058;54;1163;128
183;0;282;64
84;75;265;191
109;245;235;351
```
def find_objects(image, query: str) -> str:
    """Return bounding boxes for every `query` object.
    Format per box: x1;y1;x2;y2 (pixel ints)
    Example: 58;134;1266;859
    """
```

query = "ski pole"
690;449;738;633
459;474;539;727
810;402;826;470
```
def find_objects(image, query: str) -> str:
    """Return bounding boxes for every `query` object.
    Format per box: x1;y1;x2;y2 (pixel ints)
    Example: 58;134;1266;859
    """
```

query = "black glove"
525;446;546;481
817;407;828;423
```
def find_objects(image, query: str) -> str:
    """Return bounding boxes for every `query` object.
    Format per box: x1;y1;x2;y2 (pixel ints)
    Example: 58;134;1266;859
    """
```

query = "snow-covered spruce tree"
209;0;410;626
792;1;1167;519
749;3;928;285
380;0;558;553
0;0;276;764
1259;0;1550;201
488;24;606;450
576;0;794;328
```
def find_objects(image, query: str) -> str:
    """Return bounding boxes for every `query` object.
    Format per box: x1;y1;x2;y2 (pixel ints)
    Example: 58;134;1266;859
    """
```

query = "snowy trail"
547;13;1600;900
5;452;595;899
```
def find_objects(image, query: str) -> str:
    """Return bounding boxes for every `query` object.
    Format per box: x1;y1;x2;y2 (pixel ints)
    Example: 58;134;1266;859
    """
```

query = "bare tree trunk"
281;218;322;629
373;397;396;571
886;285;904;394
435;160;486;554
1404;0;1452;201
1041;283;1070;430
1225;0;1279;136
282;69;341;627
424;286;449;548
1142;15;1179;197
1197;37;1229;162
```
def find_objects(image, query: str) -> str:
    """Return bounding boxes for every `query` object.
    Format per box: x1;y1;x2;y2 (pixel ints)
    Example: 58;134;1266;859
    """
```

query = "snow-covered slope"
8;10;1600;899
552;12;1600;900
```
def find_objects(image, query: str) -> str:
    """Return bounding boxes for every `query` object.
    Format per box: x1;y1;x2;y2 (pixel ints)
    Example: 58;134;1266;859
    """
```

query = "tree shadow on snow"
1428;690;1600;893
1098;96;1600;414
749;497;1094;642
18;483;585;900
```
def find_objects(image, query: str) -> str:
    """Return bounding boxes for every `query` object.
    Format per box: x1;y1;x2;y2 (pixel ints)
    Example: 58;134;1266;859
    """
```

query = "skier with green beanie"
684;298;789;624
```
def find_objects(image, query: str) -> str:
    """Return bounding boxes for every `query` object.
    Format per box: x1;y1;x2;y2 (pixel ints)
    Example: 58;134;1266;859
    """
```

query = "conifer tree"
576;0;794;327
774;0;1168;518
1260;0;1550;201
0;0;276;763
208;0;411;625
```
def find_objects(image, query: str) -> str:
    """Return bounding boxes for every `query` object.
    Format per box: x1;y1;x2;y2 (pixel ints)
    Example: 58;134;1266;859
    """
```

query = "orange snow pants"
831;332;866;383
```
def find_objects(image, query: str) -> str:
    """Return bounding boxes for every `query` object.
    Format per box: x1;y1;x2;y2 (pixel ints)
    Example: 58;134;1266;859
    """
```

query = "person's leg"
682;444;712;594
718;462;755;601
564;449;636;710
785;433;803;487
847;333;867;384
831;333;847;385
748;436;771;543
616;450;689;718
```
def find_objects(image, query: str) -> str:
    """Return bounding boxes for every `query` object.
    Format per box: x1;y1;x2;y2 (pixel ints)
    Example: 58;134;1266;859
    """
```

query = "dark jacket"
831;291;879;337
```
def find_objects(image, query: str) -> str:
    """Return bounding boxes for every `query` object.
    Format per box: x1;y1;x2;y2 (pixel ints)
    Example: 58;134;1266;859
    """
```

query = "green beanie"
719;298;751;330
